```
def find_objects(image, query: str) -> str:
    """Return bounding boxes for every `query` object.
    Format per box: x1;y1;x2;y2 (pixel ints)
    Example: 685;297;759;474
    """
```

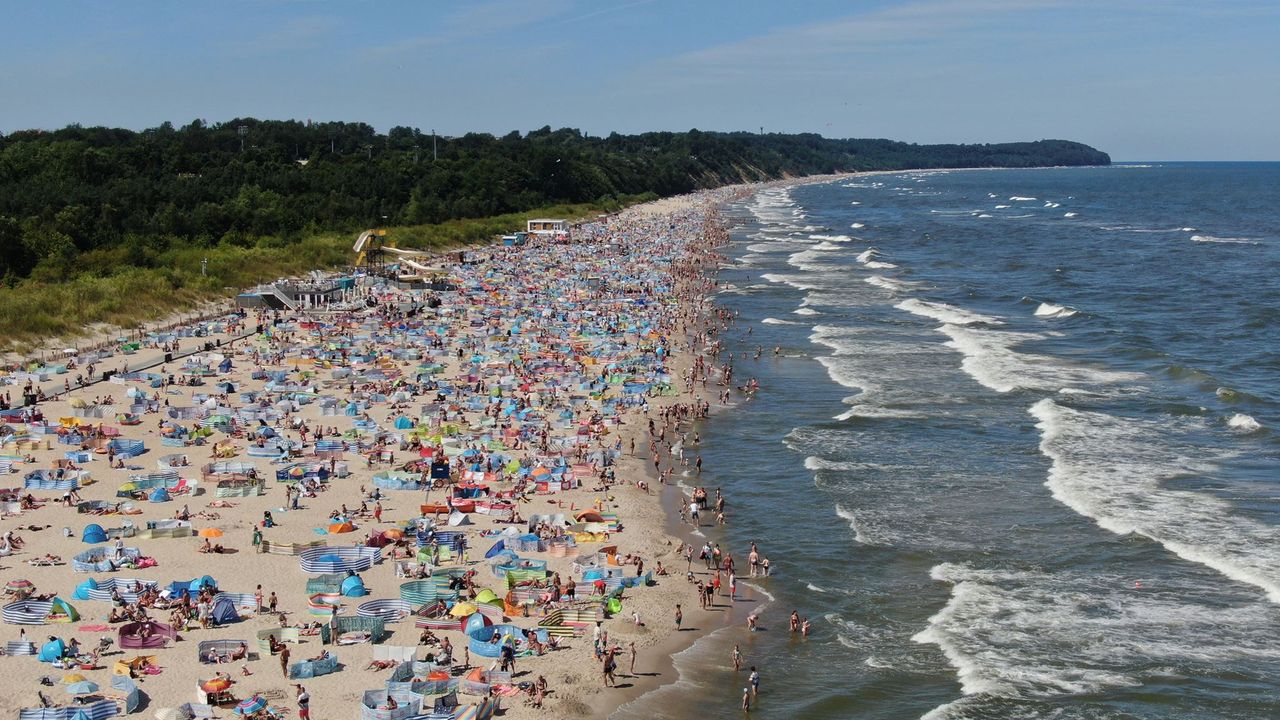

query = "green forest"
0;119;1109;284
0;120;1107;348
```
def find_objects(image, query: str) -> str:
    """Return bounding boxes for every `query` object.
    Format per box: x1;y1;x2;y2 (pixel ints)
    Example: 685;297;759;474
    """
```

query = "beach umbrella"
65;680;100;695
4;578;34;594
201;677;232;693
62;673;88;684
328;522;356;534
234;696;267;715
382;529;404;540
449;602;478;617
198;528;224;538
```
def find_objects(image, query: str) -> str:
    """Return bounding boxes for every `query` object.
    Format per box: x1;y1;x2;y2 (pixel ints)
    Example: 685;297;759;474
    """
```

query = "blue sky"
2;0;1277;160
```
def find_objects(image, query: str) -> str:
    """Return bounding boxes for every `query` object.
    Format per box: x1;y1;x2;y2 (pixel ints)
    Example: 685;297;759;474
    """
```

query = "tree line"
0;119;1110;283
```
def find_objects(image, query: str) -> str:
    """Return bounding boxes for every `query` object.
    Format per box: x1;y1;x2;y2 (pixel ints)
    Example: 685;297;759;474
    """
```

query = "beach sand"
0;185;795;720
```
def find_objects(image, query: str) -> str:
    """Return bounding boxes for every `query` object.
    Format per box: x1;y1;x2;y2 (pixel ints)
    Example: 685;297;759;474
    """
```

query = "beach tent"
483;540;505;559
473;588;504;610
38;637;67;662
73;578;99;600
210;598;239;625
340;575;368;597
82;524;108;544
149;487;172;502
48;597;80;623
447;511;471;526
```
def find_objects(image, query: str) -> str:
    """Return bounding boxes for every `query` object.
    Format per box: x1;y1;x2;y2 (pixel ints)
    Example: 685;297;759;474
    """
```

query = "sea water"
614;163;1280;719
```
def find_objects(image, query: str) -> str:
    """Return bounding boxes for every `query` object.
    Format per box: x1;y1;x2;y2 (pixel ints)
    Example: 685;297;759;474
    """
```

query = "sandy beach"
0;185;789;720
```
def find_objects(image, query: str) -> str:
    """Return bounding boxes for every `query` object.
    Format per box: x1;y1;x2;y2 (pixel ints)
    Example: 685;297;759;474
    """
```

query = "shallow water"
616;164;1280;719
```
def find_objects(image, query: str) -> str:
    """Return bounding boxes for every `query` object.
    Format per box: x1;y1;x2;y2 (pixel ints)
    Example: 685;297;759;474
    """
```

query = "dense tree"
0;119;1108;283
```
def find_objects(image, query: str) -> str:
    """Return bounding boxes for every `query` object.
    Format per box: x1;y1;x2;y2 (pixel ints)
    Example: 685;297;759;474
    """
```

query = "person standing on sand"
733;644;743;671
295;684;310;720
279;645;291;677
629;641;637;675
675;603;682;630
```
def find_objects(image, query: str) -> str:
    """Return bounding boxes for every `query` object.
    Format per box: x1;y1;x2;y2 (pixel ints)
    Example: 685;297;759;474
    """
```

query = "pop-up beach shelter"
82;524;108;543
38;637;67;662
47;597;80;623
340;575;368;597
210;598;239;625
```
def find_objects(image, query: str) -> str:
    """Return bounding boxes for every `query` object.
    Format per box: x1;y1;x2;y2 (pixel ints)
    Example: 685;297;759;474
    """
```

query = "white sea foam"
896;299;1002;326
939;326;1141;393
1063;212;1078;217
993;204;1010;209
835;405;928;421
809;234;852;242
1227;413;1263;433
760;273;825;291
865;276;915;293
1033;302;1079;319
977;214;992;218
1192;235;1261;245
1008;196;1037;201
811;242;841;251
1031;399;1280;603
855;248;881;264
850;222;866;229
761;317;800;326
849;201;861;205
915;562;1280;711
793;307;820;316
745;241;792;253
787;248;837;271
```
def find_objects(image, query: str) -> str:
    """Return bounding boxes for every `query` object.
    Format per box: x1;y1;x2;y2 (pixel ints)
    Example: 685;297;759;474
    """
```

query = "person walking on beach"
732;644;743;671
674;604;682;631
295;684;310;720
279;645;291;677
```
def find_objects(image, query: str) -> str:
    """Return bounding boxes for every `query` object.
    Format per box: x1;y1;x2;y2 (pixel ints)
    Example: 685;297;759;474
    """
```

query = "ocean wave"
993;204;1010;209
916;562;1280;710
834;504;876;544
865;276;917;293
809;234;852;242
1008;196;1038;201
1227;413;1263;433
896;298;1003;326
835;404;929;421
761;273;826;291
850;222;866;229
1192;235;1261;245
762;317;800;326
1063;212;1078;218
1031;399;1280;603
855;248;882;264
787;248;838;271
793;307;820;316
939;325;1141;393
813;242;844;251
1033;302;1079;319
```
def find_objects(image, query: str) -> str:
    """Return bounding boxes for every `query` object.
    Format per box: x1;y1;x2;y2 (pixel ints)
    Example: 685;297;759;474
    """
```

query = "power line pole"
432;129;437;161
